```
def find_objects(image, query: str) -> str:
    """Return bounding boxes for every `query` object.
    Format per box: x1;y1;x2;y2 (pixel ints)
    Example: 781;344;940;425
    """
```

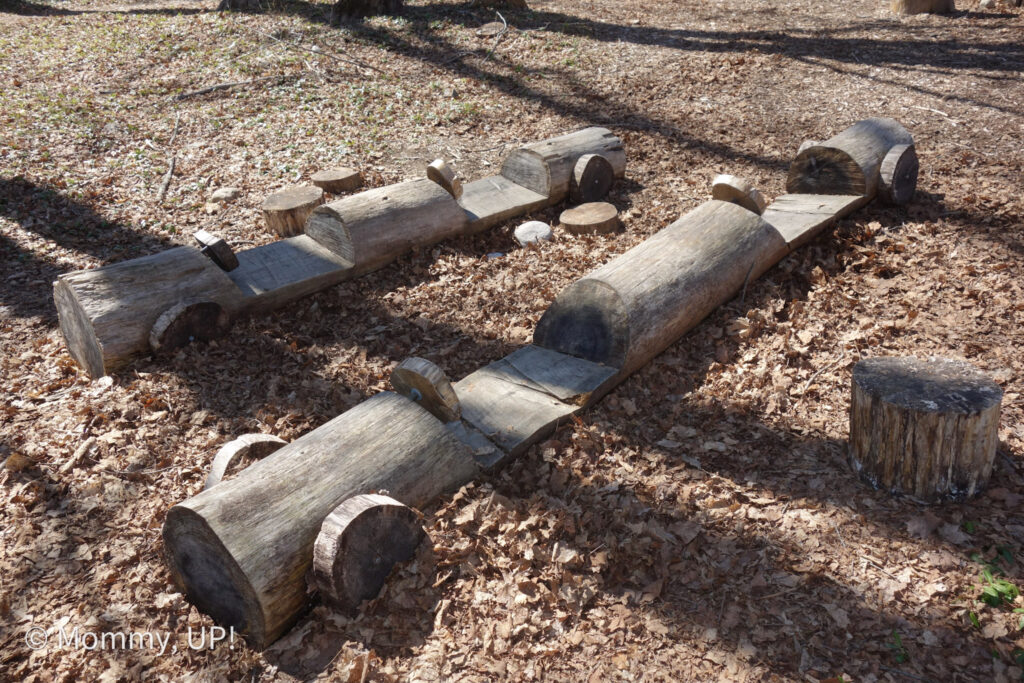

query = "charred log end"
149;300;232;355
786;146;867;196
533;280;628;368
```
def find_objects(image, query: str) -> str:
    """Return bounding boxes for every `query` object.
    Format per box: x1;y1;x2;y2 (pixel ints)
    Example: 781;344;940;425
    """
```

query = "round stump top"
852;356;1002;414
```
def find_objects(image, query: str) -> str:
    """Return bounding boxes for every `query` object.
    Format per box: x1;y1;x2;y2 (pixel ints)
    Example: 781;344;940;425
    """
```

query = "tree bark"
786;118;914;198
262;186;324;238
534;200;787;377
500;127;626;202
162;392;478;649
54;247;244;378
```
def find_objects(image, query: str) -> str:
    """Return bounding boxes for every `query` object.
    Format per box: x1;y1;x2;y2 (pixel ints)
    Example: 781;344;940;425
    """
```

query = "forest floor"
2;0;1023;681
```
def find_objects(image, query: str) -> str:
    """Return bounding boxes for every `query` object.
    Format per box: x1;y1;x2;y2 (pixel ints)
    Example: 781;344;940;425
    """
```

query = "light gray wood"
306;179;468;275
560;202;621;235
149;299;232;354
426;159;463;199
849;356;1001;502
570;154;615;204
194;229;239;272
262;186;324;237
458;175;549;233
798;140;819;155
761;194;866;249
227;235;353;314
891;0;954;13
310;494;425;611
390;357;461;422
500;127;626;202
54;247;244;378
786;118;914;198
311;168;363;194
163;392;478;648
535;200;788;377
878;144;919;206
711;174;767;215
502;344;618;406
205;434;287;490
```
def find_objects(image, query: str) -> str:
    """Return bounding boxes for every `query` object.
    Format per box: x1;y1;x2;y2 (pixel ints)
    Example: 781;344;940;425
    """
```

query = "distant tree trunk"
331;0;404;23
891;0;954;14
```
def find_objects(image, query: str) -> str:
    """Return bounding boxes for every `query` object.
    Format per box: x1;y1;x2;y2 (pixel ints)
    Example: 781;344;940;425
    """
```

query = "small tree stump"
569;154;615;204
878;144;919;206
311;168;363;194
711;174;768;215
194;229;239;272
559;202;621;235
262;186;324;237
426;159;463;199
310;493;425;611
849;356;1002;502
390;357;460;422
204;434;288;490
149;300;231;354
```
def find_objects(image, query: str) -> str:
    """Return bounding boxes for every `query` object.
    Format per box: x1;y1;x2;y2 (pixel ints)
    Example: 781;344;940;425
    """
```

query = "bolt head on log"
849;356;1002;502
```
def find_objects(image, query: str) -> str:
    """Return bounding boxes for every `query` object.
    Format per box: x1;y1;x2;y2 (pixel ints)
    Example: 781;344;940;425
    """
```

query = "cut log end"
559;202;621;236
204;433;288;490
390;357;461;422
149;300;232;355
54;279;105;379
570;154;615;204
786;146;866;196
849;356;1002;502
878;144;919;205
194;229;239;272
426;159;464;199
310;494;426;612
262;186;325;237
311;168;363;194
710;174;768;215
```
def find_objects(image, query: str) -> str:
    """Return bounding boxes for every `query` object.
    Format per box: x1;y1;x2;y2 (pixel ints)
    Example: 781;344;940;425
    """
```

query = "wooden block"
559;202;621;235
426;159;464;199
194;229;239;272
390;357;461;423
760;194;865;249
570;154;615;204
311;168;363;194
205;434;288;490
878;144;919;206
710;174;768;215
262;186;324;237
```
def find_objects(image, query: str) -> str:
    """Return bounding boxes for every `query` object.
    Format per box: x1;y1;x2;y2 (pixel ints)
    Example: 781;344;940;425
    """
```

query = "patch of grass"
886;630;909;664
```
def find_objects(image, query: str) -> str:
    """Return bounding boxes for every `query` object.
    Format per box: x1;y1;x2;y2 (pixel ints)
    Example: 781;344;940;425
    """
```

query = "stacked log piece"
311;168;363;194
569;154;616;204
501;128;626;202
262;186;324;237
849;357;1002;502
559;202;621;235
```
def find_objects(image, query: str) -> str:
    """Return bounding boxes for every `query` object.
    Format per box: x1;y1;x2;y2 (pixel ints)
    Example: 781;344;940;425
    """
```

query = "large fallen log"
163;392;479;649
501;127;626;202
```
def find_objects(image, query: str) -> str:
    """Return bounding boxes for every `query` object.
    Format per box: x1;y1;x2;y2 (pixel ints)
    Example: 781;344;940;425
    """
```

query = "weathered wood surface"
849;356;1001;502
54;247;244;378
535;201;787;377
204;434;288;490
310;494;425;611
390;357;461;422
311;168;363;194
500;127;626;202
228;235;353;314
194;229;239;272
878;143;919;205
149;300;232;355
891;0;954;13
458;175;548;233
426;159;463;199
560;202;621;235
570;153;615;204
761;194;865;249
306;178;468;275
711;174;767;215
262;186;324;237
786;118;914;198
163;392;478;648
502;344;618;406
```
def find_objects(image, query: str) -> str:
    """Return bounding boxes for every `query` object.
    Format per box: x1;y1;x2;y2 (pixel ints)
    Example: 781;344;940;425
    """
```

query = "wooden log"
311;168;363;194
262;186;324;238
534;200;788;377
194;229;239;272
570;154;615;204
458;175;548;233
849;357;1001;502
559;202;621;235
310;494;425;611
162;392;478;648
390;357;461;423
54;247;244;378
306;179;468;275
710;174;768;215
798;140;819;155
426;159;463;199
204;434;288;490
891;0;954;14
761;194;866;249
149;299;232;355
878;144;919;206
786;118;914;198
500;127;626;202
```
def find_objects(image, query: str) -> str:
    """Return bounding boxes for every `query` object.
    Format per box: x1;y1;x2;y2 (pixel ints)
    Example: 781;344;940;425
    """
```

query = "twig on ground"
798;352;847;399
878;665;935;683
256;29;384;74
167;112;182;148
174;73;298;101
158;156;176;204
484;11;509;61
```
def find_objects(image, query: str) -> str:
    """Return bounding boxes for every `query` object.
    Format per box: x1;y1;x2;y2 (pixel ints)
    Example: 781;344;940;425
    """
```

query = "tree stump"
332;0;403;22
569;154;615;204
311;168;363;195
878;144;919;206
559;202;621;235
390;357;461;423
204;434;288;490
262;186;324;237
149;300;232;355
426;159;463;199
891;0;954;14
849;356;1002;502
310;494;425;611
710;174;768;215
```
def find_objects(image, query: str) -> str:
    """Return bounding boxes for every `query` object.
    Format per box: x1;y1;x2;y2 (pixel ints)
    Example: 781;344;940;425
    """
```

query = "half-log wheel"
878;144;919;206
310;493;426;611
849;356;1002;502
569;154;615;204
204;434;288;490
390;357;461;423
710;174;767;215
149;300;232;354
426;159;463;199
